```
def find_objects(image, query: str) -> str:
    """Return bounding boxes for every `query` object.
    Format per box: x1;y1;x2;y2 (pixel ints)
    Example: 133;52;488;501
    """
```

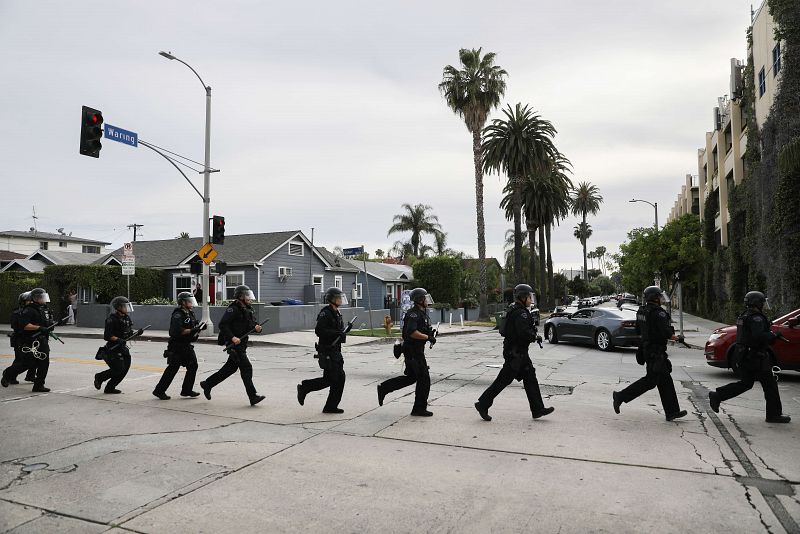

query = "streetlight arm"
159;51;209;91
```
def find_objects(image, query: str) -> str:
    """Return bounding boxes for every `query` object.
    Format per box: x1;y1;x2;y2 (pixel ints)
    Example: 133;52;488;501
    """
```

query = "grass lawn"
348;328;401;338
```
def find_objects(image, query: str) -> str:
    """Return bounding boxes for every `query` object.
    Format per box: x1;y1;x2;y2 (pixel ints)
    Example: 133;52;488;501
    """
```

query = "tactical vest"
736;309;769;350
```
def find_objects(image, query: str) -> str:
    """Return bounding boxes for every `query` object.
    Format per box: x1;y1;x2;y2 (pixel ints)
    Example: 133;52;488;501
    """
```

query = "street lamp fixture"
159;50;214;335
629;198;658;231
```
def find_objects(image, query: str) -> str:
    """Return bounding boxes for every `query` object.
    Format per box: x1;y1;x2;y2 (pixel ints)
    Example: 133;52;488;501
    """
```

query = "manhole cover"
21;463;48;473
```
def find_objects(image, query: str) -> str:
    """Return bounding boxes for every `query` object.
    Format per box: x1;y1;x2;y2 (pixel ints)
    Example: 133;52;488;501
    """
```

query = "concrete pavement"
1;317;798;533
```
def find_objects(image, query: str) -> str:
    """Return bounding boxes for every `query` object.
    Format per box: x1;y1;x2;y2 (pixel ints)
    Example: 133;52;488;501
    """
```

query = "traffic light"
79;106;103;158
212;215;225;244
215;261;228;275
189;260;203;274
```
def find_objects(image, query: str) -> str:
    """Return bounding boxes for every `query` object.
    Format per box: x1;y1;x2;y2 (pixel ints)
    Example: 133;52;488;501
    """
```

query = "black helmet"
18;291;30;305
643;286;666;304
29;288;50;304
410;288;433;306
744;291;767;310
177;291;197;307
324;287;348;305
233;285;255;301
513;284;534;301
110;296;133;314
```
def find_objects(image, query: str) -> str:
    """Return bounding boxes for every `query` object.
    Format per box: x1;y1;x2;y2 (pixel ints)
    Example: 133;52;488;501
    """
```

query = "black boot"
32;385;50;393
250;395;265;406
181;391;200;398
297;384;307;406
200;381;211;400
765;415;791;424
475;402;492;421
666;410;688;421
377;385;386;407
532;407;555;419
410;409;433;417
708;391;720;413
612;391;622;414
323;407;344;414
153;391;170;400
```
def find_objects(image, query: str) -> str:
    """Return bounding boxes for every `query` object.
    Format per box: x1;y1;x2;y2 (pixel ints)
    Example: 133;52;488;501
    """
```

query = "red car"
705;308;800;372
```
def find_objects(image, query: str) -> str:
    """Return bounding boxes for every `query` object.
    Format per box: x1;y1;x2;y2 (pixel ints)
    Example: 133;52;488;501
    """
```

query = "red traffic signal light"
212;215;225;245
80;105;103;158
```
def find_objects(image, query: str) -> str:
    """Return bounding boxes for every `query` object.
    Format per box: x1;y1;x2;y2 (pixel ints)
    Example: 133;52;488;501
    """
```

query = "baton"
329;316;358;348
223;319;270;352
108;324;153;352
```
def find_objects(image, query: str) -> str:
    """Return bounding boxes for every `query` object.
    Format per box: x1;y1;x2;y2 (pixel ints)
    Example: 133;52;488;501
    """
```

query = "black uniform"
153;307;200;396
713;309;783;418
616;302;681;416
377;305;432;413
477;303;548;416
2;303;53;389
95;312;134;393
298;305;347;411
202;301;260;402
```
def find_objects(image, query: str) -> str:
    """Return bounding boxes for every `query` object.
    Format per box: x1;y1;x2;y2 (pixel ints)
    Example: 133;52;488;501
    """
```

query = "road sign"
122;242;134;258
122;258;135;276
198;242;218;265
342;246;364;257
104;124;138;147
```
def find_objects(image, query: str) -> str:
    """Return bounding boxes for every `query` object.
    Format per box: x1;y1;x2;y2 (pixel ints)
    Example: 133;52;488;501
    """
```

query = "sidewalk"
668;308;727;349
0;323;490;348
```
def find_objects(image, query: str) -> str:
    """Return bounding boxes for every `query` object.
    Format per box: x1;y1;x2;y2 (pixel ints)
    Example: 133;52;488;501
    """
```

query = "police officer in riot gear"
709;291;791;423
2;292;32;387
2;288;55;392
613;286;687;421
200;285;265;406
152;292;205;400
377;287;435;416
297;287;351;413
95;296;141;393
475;284;553;421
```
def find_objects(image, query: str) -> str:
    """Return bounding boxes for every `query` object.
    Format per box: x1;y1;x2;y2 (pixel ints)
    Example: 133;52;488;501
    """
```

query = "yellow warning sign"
198;242;218;265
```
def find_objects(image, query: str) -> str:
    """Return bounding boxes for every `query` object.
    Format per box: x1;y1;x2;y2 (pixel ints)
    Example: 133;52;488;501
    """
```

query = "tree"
389;240;414;261
570;181;603;281
484;103;558;283
434;231;452;256
567;276;588;298
573;222;592;252
587;250;596;270
375;249;385;259
332;246;344;258
176;232;190;239
503;228;532;282
387;203;443;257
594;245;607;276
439;47;508;320
413;257;463;307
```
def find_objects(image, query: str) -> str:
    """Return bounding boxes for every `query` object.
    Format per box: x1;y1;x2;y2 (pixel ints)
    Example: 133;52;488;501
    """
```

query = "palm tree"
176;231;190;239
570;182;603;280
433;231;451;256
389;240;414;261
594;246;607;276
574;222;593;278
587;251;596;271
387;203;443;257
503;228;531;280
483;103;558;283
439;48;507;319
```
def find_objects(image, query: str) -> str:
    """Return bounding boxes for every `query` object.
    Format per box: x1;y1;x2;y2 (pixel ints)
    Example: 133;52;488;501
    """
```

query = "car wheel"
546;325;559;344
595;329;613;351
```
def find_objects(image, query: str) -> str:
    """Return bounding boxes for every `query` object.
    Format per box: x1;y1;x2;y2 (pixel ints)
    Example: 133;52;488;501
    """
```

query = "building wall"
260;240;329;304
0;236;106;255
751;2;781;130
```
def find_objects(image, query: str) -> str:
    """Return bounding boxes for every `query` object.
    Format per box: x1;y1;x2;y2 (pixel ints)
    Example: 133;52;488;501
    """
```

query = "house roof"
105;231;323;268
342;258;414;282
0;259;48;273
0;230;110;245
29;250;106;265
0;251;26;262
316;247;360;272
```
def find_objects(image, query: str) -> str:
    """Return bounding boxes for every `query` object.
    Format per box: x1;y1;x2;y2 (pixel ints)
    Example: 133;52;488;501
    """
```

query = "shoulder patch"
751;315;763;322
520;312;529;319
658;311;668;318
407;311;418;318
172;311;183;319
318;311;327;319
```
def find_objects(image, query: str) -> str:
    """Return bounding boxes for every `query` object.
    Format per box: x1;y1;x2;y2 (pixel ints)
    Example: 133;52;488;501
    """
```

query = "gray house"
341;259;414;310
0;249;120;273
104;231;363;305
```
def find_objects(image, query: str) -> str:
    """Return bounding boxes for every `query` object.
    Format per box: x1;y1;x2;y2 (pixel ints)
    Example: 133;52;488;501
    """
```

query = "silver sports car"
543;307;640;351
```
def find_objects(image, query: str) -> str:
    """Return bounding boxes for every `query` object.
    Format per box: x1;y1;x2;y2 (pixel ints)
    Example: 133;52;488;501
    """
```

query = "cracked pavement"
1;312;799;533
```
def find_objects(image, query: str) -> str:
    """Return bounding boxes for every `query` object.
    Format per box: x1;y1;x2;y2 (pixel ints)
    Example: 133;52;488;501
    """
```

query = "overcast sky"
0;1;757;270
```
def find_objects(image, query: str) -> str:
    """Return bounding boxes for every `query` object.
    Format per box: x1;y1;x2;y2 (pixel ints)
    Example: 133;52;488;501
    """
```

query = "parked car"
544;307;640;351
705;308;800;373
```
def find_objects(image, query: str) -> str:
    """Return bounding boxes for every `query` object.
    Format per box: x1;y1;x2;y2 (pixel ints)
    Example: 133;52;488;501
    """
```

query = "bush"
431;302;451;310
413;257;462;307
0;271;44;318
141;297;175;305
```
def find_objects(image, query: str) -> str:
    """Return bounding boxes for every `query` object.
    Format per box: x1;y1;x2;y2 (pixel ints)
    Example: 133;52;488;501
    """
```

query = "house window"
334;275;342;290
80;287;91;304
772;43;781;77
386;284;394;296
225;272;245;300
59;241;67;248
758;67;766;97
288;242;304;256
82;245;100;254
39;241;48;250
312;274;324;294
174;275;194;302
354;283;363;300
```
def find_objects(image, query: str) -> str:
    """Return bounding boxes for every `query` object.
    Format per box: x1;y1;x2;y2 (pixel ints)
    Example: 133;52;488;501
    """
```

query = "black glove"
429;336;437;347
135;328;144;337
536;335;543;345
39;325;51;333
676;334;686;344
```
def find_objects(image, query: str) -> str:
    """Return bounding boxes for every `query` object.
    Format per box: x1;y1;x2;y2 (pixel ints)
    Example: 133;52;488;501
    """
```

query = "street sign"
198;242;218;265
104;124;138;147
342;246;364;257
122;242;134;258
122;258;135;276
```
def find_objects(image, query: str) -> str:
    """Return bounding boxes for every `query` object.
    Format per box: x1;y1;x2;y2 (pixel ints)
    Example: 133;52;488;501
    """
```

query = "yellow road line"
0;354;165;372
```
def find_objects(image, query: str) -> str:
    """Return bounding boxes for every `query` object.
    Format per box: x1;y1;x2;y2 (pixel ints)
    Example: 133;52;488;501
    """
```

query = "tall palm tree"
594;245;607;276
570;182;603;280
440;48;508;319
587;251;596;271
542;157;573;309
434;231;449;256
574;222;593;279
483;103;558;283
503;228;531;280
387;203;443;257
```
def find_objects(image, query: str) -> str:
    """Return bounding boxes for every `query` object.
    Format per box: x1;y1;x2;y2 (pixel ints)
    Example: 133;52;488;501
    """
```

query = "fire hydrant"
383;315;393;336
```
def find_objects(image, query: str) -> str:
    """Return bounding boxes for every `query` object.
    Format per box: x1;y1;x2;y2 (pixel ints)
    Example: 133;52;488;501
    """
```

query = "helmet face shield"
34;292;50;304
185;297;198;308
764;298;771;311
124;303;134;313
242;290;255;302
660;292;669;305
424;294;434;306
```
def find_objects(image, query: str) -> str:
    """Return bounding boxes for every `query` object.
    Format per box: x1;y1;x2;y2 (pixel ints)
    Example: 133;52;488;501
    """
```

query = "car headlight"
708;333;726;342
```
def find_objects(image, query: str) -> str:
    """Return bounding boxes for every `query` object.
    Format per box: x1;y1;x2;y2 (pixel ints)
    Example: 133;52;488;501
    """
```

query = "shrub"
412;257;462;307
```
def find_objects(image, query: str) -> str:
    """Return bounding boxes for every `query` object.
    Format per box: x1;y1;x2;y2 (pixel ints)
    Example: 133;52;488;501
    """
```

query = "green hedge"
412;257;462;307
0;271;44;319
41;265;167;317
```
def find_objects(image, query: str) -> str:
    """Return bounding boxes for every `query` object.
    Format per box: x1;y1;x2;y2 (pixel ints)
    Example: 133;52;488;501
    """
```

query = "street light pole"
629;198;658;231
160;51;214;334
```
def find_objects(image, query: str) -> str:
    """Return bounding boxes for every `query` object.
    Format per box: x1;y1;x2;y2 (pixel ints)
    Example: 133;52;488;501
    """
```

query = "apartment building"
668;1;782;247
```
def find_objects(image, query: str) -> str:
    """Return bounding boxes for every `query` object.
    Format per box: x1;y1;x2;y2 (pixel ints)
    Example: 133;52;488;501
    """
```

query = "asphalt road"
2;309;799;533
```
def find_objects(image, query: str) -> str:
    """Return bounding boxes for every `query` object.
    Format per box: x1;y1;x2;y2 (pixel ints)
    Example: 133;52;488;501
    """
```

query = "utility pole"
127;224;144;242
